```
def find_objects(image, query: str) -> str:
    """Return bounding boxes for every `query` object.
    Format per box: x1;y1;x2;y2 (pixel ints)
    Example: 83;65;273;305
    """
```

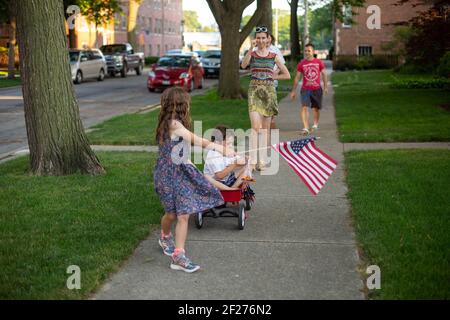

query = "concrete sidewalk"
93;69;365;300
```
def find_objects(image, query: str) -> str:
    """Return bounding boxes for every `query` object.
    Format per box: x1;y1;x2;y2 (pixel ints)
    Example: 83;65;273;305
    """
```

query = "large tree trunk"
257;0;272;31
207;0;265;99
218;15;243;99
7;17;16;80
290;0;301;59
15;0;105;176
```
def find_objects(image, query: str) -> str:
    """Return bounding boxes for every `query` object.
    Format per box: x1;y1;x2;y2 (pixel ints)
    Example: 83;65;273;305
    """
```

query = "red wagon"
194;183;253;230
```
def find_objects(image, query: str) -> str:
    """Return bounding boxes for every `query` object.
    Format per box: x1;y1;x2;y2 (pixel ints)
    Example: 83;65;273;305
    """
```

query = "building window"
157;44;160;56
149;44;152;56
342;5;352;28
358;46;372;56
121;16;127;31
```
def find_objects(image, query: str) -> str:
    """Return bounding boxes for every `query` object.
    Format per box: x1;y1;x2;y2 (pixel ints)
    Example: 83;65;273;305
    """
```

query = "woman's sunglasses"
255;26;268;33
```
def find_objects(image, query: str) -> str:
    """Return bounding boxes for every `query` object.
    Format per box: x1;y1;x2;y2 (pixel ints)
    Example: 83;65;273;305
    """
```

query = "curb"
135;103;161;114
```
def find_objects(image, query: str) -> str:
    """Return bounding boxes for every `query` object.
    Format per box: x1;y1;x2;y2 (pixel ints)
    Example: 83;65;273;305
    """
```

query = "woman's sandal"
311;124;319;132
301;128;310;136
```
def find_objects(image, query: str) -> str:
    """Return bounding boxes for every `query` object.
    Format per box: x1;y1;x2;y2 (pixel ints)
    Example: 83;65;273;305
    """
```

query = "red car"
147;54;204;92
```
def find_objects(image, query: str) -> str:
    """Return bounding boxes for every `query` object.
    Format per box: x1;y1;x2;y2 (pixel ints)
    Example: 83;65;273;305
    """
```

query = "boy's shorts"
301;88;323;109
222;174;237;187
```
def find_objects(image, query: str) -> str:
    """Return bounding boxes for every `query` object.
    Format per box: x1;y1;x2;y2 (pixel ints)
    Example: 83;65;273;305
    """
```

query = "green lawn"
87;75;292;146
345;149;450;299
0;152;162;299
0;77;21;88
332;70;450;142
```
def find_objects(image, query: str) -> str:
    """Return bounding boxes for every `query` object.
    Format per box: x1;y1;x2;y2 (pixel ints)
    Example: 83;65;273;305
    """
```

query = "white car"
70;49;107;84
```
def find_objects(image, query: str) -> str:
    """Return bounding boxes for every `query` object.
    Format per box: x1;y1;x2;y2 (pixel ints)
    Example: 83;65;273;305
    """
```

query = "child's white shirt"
204;150;235;182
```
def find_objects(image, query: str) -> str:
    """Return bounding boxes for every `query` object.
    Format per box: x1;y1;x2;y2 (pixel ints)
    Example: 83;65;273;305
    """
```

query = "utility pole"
161;0;165;54
274;7;279;47
304;0;309;47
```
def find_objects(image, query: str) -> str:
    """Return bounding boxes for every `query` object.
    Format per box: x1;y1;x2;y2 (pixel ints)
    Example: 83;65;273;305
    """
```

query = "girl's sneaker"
171;253;200;273
158;235;175;256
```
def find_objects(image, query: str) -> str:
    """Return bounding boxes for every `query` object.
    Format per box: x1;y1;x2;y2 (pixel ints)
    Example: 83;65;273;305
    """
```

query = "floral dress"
153;137;224;215
248;51;278;117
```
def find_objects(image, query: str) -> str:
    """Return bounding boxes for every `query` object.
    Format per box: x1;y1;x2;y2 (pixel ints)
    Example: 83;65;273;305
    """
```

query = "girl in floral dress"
154;87;235;273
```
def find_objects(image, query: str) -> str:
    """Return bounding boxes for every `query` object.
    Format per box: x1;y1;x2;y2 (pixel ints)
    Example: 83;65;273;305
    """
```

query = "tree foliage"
77;0;121;28
401;0;450;70
183;10;202;32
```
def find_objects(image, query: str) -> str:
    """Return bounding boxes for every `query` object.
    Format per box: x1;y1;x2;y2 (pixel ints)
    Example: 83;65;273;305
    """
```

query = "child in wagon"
204;125;255;200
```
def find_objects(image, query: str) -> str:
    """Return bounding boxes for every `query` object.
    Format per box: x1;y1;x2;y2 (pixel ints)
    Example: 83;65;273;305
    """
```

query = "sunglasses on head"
255;26;268;33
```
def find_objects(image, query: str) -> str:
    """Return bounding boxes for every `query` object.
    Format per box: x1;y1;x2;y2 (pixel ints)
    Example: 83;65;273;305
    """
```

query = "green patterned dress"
248;51;278;117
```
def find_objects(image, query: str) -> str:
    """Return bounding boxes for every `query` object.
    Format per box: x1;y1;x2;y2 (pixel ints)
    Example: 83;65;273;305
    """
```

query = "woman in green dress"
241;26;290;170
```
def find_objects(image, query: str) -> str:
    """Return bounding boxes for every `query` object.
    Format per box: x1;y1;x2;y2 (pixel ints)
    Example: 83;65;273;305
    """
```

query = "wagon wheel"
245;197;252;211
238;204;245;230
195;212;203;229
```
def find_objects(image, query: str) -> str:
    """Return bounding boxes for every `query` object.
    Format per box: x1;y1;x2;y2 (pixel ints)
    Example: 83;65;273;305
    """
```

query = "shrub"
390;78;450;89
144;56;159;66
394;63;429;74
436;52;450;79
333;55;398;71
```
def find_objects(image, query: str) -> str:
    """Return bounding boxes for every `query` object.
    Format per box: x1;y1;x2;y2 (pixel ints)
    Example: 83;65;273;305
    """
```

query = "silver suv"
201;50;221;78
69;49;107;84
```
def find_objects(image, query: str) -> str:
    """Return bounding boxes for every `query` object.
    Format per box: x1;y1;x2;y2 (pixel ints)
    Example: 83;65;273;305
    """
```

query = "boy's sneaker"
170;253;200;273
158;235;175;256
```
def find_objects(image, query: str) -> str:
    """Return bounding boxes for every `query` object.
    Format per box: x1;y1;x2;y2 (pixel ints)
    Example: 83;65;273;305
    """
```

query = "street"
0;69;218;156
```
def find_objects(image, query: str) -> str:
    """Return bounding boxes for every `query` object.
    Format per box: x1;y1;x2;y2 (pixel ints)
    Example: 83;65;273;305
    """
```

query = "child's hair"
211;125;234;143
268;33;276;45
156;87;192;145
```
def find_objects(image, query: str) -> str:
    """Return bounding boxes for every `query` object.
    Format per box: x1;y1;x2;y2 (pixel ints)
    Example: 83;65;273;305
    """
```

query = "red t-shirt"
297;58;325;90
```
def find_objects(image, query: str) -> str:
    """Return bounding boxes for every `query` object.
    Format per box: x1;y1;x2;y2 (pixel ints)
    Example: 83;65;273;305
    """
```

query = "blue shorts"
301;88;323;109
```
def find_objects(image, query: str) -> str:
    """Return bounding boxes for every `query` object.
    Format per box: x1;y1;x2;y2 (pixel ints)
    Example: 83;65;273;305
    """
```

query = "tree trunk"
68;28;77;49
303;0;309;45
15;0;105;176
290;0;301;59
207;0;265;99
218;17;243;99
257;0;272;32
127;0;141;49
7;17;16;80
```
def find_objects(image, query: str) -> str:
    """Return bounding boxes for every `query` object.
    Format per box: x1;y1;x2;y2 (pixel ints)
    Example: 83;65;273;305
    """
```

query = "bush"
436;52;450;78
334;55;399;71
390;78;450;89
394;63;429;74
145;56;159;66
355;56;371;70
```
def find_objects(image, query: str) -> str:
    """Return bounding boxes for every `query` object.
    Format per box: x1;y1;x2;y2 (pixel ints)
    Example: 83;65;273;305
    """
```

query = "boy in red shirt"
290;43;328;135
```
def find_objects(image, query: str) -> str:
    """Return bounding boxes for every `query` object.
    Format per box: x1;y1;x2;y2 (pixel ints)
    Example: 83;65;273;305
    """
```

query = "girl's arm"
273;56;291;80
171;120;235;157
321;69;329;94
241;40;255;69
214;163;238;180
204;174;238;191
290;71;302;99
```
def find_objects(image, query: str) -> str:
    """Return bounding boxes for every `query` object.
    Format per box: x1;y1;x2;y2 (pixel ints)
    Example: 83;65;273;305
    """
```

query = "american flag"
272;137;338;195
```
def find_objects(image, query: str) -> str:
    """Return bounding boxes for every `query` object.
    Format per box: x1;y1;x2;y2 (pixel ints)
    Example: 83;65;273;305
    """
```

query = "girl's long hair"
156;87;192;145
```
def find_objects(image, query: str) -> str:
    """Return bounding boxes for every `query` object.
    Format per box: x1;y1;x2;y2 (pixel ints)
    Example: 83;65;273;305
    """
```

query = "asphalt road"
0;69;218;156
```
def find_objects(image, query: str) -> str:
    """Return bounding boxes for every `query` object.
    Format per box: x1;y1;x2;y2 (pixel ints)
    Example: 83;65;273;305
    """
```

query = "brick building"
72;0;182;56
333;0;429;59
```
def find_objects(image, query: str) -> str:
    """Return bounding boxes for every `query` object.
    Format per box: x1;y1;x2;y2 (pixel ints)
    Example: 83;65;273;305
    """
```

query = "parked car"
202;49;221;78
69;49;106;84
165;49;183;55
99;43;144;77
194;50;206;59
147;54;204;92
